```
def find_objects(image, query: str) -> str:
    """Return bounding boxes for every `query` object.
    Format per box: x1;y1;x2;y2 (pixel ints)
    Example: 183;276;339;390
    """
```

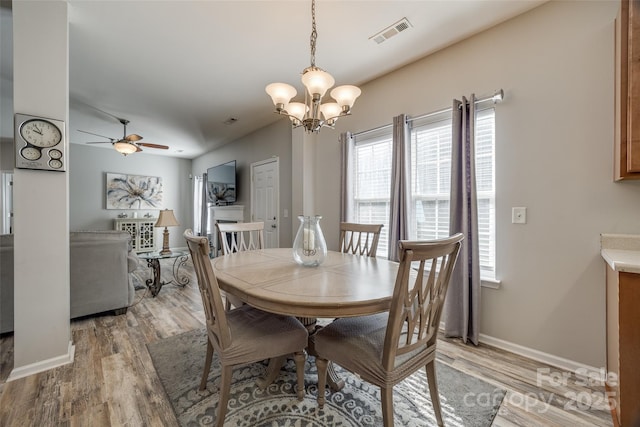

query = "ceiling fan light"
286;102;308;122
266;83;297;110
301;69;335;99
330;85;361;109
320;102;342;121
114;141;138;155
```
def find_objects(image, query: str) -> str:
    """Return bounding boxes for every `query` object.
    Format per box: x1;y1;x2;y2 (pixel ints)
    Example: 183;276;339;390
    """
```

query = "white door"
251;158;279;248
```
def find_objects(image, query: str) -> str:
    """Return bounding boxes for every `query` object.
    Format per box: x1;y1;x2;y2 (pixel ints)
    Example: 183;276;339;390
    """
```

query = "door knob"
271;224;277;229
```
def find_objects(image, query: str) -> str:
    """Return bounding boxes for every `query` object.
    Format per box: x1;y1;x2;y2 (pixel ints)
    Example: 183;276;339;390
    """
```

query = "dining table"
211;247;400;390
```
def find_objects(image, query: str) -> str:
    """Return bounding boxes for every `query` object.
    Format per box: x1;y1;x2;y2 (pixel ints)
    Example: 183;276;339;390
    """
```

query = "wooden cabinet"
615;0;640;179
114;218;156;253
605;266;640;426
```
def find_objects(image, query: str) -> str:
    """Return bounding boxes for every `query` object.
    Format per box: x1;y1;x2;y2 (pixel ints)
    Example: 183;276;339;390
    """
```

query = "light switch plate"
512;207;527;224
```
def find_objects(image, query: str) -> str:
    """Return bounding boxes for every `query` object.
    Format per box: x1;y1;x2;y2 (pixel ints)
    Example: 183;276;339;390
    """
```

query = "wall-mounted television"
207;160;236;204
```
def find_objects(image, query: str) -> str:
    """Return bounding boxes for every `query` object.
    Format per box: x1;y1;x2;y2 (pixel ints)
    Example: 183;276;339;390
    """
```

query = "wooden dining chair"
216;221;265;309
339;222;383;257
184;229;308;427
216;221;265;255
312;233;464;427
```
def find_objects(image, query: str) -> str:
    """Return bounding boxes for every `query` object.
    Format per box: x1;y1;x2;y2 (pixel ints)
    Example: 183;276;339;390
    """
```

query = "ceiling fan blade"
78;129;114;140
86;141;113;145
125;133;143;142
137;142;169;150
136;145;143;152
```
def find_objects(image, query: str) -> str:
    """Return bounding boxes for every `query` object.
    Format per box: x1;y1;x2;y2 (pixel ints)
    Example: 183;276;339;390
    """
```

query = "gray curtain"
444;95;481;345
339;132;354;222
388;114;410;261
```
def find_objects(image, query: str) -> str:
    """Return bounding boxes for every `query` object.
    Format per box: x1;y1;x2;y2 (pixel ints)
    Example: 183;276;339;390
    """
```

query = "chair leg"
216;365;234;427
425;360;444;426
381;386;394;427
316;357;329;409
200;339;214;391
293;351;306;401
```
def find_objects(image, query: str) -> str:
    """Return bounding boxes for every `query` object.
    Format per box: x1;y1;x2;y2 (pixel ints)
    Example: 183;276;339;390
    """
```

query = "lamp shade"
320;102;342;121
301;69;335;98
330;85;361;109
155;209;179;227
286;102;308;122
114;141;138;155
266;83;297;107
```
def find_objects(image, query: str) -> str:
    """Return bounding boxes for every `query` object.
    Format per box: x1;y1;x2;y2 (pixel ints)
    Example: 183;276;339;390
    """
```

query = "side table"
138;250;190;297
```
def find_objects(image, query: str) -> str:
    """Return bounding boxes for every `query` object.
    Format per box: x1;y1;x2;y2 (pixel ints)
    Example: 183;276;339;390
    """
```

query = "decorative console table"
114;218;156;253
209;205;244;257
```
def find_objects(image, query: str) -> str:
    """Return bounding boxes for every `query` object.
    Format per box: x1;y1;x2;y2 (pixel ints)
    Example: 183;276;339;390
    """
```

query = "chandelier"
266;0;361;133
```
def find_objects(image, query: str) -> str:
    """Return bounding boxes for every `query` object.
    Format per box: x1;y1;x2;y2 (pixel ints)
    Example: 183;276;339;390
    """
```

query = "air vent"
370;18;412;45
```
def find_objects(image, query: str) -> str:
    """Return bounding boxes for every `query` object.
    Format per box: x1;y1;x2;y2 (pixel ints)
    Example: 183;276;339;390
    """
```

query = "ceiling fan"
78;118;169;156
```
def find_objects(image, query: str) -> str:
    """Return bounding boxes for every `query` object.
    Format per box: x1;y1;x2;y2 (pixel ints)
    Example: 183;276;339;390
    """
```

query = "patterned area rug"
148;328;505;426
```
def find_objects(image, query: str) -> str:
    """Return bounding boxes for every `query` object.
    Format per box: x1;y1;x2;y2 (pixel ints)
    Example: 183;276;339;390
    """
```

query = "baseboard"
7;340;75;382
477;333;601;377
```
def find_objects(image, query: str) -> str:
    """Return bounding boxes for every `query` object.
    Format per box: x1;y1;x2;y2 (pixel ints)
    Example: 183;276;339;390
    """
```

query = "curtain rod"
353;89;503;138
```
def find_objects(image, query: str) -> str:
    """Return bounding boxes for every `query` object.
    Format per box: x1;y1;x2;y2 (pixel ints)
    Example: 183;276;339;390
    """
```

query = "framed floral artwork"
106;173;163;209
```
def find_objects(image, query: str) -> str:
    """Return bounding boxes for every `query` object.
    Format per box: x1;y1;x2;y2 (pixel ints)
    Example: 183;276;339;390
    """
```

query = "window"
408;107;496;280
348;106;496;278
352;130;393;258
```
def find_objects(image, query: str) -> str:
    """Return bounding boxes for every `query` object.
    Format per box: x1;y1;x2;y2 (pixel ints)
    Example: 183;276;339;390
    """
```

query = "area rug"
148;328;505;426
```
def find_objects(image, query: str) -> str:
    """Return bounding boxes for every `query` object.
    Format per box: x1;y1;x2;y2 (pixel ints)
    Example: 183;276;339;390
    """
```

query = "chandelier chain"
310;0;317;68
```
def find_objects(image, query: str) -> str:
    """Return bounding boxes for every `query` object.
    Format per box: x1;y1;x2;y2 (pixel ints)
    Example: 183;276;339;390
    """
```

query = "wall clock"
14;113;66;172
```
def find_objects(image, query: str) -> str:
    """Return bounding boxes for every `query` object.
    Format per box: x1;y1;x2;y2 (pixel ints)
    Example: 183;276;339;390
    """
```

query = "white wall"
192;119;294;246
312;0;640;368
70;144;192;250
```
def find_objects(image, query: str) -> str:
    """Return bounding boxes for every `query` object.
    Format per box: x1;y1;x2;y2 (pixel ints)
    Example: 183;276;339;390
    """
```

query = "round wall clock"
14;113;66;172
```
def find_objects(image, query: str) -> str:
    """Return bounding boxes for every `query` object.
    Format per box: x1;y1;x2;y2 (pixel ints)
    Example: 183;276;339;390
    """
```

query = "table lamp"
155;209;180;255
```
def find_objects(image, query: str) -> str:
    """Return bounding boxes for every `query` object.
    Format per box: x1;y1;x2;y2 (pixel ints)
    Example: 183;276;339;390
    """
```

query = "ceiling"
3;0;546;159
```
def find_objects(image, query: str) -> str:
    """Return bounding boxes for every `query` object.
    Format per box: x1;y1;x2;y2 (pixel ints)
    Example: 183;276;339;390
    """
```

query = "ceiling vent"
370;18;412;45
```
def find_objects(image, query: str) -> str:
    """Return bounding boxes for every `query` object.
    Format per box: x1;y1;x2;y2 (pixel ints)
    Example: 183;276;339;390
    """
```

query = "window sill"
481;277;501;289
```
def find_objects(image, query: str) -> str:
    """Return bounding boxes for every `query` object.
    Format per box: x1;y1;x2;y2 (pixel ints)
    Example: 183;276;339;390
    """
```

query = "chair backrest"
184;229;232;350
339;222;383;257
216;222;265;255
382;233;463;371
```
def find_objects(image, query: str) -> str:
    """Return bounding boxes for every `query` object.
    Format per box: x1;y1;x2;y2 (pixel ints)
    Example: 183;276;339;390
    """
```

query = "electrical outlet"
512;207;527;224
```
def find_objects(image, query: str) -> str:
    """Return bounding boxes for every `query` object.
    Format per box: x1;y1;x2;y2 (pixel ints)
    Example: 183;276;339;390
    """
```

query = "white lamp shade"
286;102;308;122
155;209;180;227
301;69;335;98
330;85;361;108
265;83;297;106
114;141;138;155
320;102;342;121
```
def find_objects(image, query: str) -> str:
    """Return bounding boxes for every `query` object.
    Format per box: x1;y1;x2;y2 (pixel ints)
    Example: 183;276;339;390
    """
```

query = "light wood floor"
0;258;613;426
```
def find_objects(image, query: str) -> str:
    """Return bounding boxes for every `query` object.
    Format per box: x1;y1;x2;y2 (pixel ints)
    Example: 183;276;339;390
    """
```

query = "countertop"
601;233;640;274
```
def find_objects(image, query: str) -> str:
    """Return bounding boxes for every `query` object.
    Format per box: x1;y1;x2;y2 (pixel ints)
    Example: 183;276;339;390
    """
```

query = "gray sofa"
0;231;137;334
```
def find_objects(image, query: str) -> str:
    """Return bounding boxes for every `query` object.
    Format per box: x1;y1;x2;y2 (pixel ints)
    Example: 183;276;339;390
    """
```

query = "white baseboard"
7;341;75;382
477;333;601;377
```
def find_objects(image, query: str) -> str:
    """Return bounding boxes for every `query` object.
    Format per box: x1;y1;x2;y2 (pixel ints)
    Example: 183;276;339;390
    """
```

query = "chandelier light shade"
155;209;180;255
266;0;361;133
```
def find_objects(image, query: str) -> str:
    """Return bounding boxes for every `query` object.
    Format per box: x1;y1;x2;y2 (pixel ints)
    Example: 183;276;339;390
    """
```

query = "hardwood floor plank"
0;257;613;426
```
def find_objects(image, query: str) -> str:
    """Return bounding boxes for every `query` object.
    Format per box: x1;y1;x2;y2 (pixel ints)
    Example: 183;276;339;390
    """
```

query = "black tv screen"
207;160;236;204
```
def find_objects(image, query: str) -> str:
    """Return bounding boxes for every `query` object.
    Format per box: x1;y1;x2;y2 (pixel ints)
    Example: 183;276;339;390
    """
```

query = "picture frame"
106;173;163;209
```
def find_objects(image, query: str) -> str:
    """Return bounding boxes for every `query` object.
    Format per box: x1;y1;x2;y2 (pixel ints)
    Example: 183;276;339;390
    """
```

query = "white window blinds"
352;130;393;258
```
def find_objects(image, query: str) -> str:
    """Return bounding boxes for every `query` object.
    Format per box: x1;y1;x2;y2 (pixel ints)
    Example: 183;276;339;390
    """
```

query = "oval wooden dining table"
211;248;400;390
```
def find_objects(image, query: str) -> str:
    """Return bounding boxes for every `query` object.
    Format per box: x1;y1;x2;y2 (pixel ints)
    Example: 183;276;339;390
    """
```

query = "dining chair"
312;233;464;427
216;221;265;254
339;222;383;257
184;229;308;427
216;221;265;309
